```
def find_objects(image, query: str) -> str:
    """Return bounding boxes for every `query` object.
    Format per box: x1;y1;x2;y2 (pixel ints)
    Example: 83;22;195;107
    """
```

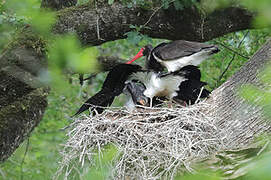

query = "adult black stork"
72;64;143;116
126;40;219;72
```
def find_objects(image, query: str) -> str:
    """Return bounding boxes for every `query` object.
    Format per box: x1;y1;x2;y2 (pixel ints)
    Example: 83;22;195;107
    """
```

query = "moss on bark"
0;28;48;162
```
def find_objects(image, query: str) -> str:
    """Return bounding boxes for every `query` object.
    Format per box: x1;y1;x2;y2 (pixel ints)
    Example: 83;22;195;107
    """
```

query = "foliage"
202;29;269;90
81;145;118;180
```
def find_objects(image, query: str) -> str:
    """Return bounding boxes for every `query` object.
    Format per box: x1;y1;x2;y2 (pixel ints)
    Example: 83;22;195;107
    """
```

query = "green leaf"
174;1;184;10
83;145;118;180
238;85;262;104
48;35;99;73
30;11;56;36
259;64;271;84
67;47;100;73
108;0;114;5
125;31;142;45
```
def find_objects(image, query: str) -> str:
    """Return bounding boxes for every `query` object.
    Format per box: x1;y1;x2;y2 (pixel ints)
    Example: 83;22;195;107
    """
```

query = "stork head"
126;44;153;64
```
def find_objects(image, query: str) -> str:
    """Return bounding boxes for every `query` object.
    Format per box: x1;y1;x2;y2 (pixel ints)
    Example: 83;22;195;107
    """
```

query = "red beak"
126;48;144;64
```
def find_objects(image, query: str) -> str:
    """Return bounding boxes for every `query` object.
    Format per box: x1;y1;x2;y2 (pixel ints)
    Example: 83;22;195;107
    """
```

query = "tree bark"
0;29;49;162
41;0;77;10
54;3;253;45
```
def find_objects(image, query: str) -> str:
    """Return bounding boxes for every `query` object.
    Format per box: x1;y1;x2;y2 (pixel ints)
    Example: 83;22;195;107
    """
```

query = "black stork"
126;40;219;72
72;64;143;116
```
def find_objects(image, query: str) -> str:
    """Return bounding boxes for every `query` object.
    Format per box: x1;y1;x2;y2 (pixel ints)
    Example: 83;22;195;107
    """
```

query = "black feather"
173;65;210;104
175;79;210;104
72;64;142;116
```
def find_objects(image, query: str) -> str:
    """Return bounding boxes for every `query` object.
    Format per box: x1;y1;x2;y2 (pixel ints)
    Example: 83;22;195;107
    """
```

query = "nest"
55;89;271;180
55;98;270;180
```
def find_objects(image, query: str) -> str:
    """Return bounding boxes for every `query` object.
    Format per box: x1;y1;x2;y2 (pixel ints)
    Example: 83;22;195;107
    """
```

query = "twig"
217;30;250;85
143;0;176;27
257;140;270;156
195;86;204;104
214;40;250;59
96;15;101;40
83;73;97;81
20;138;30;180
0;168;5;179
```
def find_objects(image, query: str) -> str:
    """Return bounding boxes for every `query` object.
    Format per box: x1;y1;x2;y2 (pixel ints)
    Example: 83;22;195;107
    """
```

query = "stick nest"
55;100;268;179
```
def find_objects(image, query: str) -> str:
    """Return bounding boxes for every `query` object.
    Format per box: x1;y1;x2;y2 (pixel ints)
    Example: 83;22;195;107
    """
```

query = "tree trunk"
0;29;49;162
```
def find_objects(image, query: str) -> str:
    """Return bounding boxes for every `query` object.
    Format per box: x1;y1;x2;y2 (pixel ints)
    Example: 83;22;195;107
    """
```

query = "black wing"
174;65;201;80
72;90;115;116
172;65;210;104
73;64;142;116
176;79;210;104
153;40;217;61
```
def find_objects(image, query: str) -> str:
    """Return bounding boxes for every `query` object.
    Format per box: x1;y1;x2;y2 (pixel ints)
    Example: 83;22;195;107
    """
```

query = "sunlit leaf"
108;0;114;5
48;35;99;73
259;63;271;85
5;0;40;16
67;47;100;73
241;0;271;27
238;85;262;104
48;35;81;69
30;11;56;36
200;0;232;13
5;0;56;36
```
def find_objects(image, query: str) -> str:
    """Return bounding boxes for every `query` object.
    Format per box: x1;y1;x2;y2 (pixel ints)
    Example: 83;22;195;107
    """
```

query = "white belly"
143;73;186;99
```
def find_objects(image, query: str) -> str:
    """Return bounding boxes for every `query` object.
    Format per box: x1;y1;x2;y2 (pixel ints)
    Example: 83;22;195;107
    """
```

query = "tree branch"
54;3;254;46
217;30;250;84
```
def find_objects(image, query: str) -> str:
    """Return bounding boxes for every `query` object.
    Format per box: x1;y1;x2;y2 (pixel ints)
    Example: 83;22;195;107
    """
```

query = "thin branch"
83;74;97;81
217;30;250;85
0;168;5;179
96;16;101;40
143;0;176;27
20;138;30;180
214;40;250;59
